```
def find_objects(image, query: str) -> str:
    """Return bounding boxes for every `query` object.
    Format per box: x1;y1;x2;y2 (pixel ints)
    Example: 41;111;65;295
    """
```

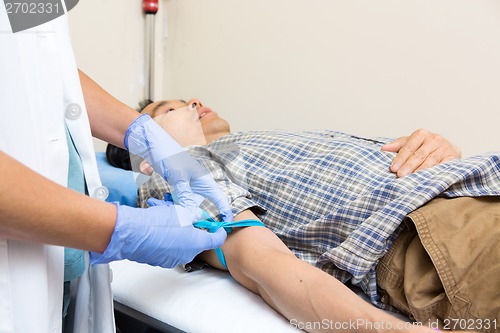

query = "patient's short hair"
105;99;154;170
106;144;132;170
137;99;154;113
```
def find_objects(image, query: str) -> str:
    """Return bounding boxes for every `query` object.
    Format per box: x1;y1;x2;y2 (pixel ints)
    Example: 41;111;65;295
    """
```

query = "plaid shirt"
139;129;500;308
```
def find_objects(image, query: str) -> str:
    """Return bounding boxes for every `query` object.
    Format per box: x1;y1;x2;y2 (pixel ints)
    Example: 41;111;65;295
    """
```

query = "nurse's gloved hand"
89;202;227;268
125;114;233;222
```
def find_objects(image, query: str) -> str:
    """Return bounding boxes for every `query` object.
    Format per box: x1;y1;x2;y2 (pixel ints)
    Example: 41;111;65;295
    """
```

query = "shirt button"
65;103;82;120
93;186;109;201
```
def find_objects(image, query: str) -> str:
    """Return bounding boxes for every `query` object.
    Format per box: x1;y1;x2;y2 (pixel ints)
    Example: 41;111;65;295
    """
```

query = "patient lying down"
107;99;500;333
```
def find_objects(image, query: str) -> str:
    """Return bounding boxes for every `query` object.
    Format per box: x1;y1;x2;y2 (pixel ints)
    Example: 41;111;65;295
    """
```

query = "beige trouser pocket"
377;197;500;332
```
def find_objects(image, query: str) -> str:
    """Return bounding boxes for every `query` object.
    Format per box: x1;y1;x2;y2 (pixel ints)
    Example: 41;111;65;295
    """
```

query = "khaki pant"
376;197;500;332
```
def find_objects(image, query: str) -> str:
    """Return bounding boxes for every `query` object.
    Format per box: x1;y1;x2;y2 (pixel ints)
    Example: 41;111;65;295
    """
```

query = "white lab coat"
0;10;114;333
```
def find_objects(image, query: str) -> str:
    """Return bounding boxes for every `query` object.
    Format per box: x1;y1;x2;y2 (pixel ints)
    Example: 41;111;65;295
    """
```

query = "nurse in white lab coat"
0;9;231;333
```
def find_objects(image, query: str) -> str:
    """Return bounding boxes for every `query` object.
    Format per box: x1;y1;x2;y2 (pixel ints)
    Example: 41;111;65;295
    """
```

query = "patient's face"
141;99;231;146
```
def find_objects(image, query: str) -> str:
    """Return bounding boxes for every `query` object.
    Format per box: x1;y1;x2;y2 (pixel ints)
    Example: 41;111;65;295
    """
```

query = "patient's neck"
204;130;231;145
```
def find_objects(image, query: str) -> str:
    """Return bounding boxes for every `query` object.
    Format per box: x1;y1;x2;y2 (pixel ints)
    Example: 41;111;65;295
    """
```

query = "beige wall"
68;0;166;151
70;0;500;157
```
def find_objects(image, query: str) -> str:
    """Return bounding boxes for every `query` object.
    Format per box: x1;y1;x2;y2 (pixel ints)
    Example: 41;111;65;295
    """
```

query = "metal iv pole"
143;0;159;101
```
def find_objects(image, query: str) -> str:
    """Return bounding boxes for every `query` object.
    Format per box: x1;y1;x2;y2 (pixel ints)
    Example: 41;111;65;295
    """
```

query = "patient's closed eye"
154;107;175;118
161;108;175;115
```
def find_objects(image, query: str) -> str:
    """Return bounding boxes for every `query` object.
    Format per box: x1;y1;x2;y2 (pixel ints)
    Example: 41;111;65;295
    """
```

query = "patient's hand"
139;160;154;175
381;129;462;177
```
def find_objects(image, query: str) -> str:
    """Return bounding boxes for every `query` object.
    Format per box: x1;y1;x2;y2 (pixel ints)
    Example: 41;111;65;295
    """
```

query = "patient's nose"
187;98;203;109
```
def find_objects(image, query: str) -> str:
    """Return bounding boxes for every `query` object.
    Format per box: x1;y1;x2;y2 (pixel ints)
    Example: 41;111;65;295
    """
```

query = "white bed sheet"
110;260;299;332
110;260;410;333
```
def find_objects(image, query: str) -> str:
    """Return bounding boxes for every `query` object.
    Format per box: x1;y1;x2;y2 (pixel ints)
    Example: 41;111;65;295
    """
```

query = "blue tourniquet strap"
194;219;265;269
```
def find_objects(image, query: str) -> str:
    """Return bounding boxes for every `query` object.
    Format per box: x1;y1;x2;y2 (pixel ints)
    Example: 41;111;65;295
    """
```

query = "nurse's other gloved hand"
125;114;233;222
89;202;227;268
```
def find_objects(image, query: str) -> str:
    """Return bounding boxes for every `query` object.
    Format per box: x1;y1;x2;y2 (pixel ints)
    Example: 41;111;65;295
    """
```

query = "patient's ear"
139;160;154;176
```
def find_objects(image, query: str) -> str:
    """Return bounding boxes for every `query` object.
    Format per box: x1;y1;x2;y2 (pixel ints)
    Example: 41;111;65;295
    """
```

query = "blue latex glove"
90;202;227;268
125;114;233;222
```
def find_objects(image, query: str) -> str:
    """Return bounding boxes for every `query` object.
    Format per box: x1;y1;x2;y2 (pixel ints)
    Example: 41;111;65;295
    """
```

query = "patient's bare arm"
381;129;461;178
198;210;440;333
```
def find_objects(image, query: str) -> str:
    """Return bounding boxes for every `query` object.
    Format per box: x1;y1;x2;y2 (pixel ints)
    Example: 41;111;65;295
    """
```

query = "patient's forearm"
210;211;437;333
0;151;115;253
